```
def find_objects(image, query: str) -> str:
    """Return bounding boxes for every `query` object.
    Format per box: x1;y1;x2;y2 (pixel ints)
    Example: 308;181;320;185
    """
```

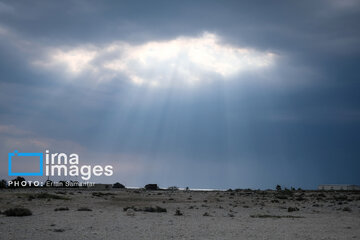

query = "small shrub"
55;191;67;195
92;192;115;197
275;194;288;200
250;214;303;219
28;195;35;201
124;206;167;213
334;195;348;201
31;193;70;200
174;209;183;216
143;206;167;213
77;207;92;211
343;207;352;212
282;189;294;196
295;196;306;201
124;206;138;211
54;207;69;211
318;193;326;198
203;212;211;216
4;208;32;217
167;186;179;191
288;207;299;212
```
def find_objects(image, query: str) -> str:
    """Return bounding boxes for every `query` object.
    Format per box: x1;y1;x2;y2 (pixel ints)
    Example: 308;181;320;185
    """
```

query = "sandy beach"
0;188;359;239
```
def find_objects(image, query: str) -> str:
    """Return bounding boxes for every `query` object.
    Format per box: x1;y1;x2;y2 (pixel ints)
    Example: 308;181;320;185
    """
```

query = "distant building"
318;184;360;191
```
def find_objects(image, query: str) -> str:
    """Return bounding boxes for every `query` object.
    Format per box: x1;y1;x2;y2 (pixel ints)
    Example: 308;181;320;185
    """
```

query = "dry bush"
77;207;92;211
54;207;69;211
4;208;32;217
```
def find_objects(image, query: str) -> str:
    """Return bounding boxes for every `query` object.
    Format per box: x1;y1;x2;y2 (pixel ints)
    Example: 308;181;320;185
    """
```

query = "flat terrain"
0;188;359;239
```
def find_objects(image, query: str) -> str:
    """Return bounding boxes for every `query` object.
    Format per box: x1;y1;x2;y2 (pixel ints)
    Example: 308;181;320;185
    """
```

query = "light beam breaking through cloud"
33;33;276;87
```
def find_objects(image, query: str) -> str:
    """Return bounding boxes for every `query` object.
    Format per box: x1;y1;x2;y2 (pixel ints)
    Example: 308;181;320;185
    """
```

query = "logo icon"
8;150;43;176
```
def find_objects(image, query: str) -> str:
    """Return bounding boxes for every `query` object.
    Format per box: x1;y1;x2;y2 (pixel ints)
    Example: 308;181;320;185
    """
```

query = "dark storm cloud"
0;0;360;189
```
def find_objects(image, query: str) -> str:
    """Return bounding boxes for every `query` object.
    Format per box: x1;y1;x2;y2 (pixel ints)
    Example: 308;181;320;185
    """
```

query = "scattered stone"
126;208;135;216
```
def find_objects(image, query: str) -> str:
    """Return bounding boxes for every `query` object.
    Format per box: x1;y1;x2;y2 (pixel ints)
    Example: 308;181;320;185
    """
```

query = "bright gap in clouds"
34;33;276;87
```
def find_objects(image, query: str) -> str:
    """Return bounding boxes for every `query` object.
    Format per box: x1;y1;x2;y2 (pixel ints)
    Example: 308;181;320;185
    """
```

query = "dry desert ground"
0;188;359;239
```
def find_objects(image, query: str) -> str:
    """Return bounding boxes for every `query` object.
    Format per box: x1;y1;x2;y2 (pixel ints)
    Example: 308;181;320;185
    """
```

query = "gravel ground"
0;188;359;239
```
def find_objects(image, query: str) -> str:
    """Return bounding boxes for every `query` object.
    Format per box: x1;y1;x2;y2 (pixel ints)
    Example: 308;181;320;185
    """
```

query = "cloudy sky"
1;0;359;189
